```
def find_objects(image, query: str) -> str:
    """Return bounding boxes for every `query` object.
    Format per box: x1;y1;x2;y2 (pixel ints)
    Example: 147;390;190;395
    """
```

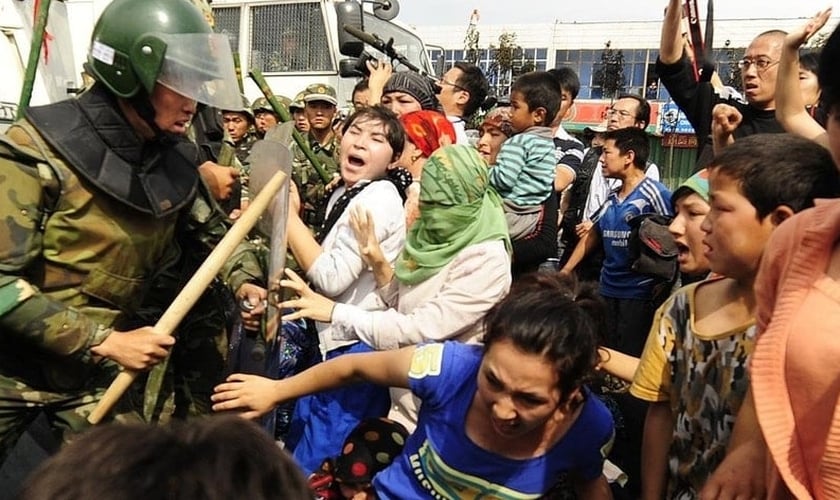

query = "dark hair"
342;105;406;160
711;133;840;218
19;416;312;500
548;66;580;100
353;78;370;95
453;61;490;117
819;25;840;112
603;126;650;168
615;93;651;128
799;50;820;76
482;273;605;404
511;71;562;126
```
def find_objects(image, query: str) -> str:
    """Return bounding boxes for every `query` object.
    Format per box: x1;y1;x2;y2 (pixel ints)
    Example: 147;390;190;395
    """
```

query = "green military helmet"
290;91;306;111
251;96;290;115
87;0;241;110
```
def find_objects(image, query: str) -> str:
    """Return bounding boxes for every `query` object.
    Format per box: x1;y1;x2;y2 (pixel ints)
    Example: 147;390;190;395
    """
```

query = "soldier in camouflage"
0;0;265;459
290;83;341;229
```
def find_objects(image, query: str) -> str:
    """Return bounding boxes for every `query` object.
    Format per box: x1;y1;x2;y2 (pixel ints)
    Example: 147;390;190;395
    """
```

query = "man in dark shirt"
657;0;785;170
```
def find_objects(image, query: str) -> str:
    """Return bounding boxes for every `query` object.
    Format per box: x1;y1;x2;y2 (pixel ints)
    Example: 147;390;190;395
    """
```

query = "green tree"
592;41;625;99
464;9;481;65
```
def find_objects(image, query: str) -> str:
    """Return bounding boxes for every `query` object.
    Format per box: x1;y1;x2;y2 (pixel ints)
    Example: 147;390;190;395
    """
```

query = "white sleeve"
307;182;405;297
330;242;512;351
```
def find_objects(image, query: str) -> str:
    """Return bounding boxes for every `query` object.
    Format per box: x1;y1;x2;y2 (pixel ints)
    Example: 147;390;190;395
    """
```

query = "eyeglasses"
607;108;634;119
737;57;779;72
437;78;468;93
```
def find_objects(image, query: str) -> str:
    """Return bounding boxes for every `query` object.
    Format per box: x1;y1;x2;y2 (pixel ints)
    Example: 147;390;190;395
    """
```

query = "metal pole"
17;0;53;119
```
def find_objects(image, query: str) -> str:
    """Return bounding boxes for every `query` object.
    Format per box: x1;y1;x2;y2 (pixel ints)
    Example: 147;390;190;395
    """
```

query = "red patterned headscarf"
399;110;457;158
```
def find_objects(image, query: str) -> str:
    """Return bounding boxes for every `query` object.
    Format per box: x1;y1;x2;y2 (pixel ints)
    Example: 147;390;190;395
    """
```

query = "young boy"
629;133;840;499
488;71;560;240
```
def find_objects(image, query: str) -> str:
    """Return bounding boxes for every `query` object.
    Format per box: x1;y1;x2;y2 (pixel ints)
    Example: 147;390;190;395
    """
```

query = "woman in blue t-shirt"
213;273;615;499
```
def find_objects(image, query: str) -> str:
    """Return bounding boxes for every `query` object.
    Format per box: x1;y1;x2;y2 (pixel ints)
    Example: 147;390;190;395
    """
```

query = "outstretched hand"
279;268;336;323
349;205;386;270
211;373;282;420
786;7;832;49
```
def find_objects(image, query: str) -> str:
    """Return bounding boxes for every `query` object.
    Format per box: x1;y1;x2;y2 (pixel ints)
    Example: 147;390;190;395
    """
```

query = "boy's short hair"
711;133;840;218
511;71;562;126
342;105;406;160
453;61;490;117
615;93;652;128
604;127;650;168
548;66;581;100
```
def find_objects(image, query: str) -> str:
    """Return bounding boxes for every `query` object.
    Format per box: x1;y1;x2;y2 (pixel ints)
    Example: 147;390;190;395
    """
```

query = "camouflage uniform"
290;132;339;229
0;84;261;460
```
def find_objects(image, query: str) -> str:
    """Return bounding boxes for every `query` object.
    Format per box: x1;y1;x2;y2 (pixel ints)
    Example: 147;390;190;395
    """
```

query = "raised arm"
776;8;832;147
212;345;415;419
660;0;685;64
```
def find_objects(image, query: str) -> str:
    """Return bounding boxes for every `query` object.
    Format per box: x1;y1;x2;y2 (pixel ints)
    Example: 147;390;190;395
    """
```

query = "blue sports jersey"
373;342;615;499
598;177;672;299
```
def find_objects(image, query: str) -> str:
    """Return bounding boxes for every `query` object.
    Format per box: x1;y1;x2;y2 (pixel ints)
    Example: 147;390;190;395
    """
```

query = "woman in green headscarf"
280;144;512;432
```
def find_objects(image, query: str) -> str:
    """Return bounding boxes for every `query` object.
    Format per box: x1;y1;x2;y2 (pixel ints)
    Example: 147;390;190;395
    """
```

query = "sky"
399;0;835;26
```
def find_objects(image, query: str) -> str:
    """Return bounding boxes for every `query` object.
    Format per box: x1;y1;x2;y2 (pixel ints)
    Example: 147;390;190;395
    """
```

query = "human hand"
279;268;336;323
349;205;386;270
785;7;832;49
366;59;393;92
575;220;594;238
198;161;239;201
699;439;767;500
91;327;175;371
712;104;742;153
211;373;283;419
236;283;268;331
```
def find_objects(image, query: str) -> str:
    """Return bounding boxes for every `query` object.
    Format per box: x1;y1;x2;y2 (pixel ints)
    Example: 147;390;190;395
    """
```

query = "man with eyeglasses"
435;62;489;143
657;0;785;171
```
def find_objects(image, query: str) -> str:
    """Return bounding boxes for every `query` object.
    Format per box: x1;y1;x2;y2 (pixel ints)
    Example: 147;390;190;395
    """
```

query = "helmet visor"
155;33;242;111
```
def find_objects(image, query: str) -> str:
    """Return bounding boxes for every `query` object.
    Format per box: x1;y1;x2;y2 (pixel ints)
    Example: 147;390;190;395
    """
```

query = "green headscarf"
395;144;511;285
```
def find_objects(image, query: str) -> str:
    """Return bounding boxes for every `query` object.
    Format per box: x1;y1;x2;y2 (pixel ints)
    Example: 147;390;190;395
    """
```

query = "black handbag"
627;213;678;282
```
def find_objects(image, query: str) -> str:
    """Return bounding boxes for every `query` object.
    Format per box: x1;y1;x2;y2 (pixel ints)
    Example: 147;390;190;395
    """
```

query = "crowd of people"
3;0;840;498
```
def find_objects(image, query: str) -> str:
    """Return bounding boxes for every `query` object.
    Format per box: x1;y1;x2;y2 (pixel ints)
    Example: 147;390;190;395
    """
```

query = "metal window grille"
248;2;333;73
212;6;241;53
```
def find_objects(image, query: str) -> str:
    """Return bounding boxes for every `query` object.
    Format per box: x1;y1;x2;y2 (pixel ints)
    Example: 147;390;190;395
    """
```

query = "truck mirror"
335;2;364;57
372;0;399;21
339;58;366;78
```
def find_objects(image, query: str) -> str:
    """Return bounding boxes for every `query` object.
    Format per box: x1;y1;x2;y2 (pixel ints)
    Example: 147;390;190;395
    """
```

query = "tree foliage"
593;41;625;99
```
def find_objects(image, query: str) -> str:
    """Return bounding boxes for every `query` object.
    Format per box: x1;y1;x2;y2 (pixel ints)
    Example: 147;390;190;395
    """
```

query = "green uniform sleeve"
0;157;108;363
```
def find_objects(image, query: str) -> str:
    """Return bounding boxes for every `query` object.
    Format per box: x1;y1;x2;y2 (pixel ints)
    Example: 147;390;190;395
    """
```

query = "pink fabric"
752;199;840;499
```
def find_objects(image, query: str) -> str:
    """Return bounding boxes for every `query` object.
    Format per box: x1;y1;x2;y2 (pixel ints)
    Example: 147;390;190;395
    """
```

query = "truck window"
213;6;241;53
362;14;433;75
248;2;334;73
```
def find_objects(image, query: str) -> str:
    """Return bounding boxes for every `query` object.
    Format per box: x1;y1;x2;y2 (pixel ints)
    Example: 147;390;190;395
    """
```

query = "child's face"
599;139;630;179
669;192;711;277
476;338;563;440
701;170;776;280
339;116;394;188
476;124;508;164
557;89;574;121
509;91;543;132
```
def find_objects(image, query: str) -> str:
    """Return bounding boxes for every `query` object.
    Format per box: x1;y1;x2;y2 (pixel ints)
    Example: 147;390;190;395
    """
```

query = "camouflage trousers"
0;368;141;465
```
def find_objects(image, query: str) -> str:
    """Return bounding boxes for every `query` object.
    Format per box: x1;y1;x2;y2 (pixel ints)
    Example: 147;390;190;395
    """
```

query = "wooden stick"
87;170;287;424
